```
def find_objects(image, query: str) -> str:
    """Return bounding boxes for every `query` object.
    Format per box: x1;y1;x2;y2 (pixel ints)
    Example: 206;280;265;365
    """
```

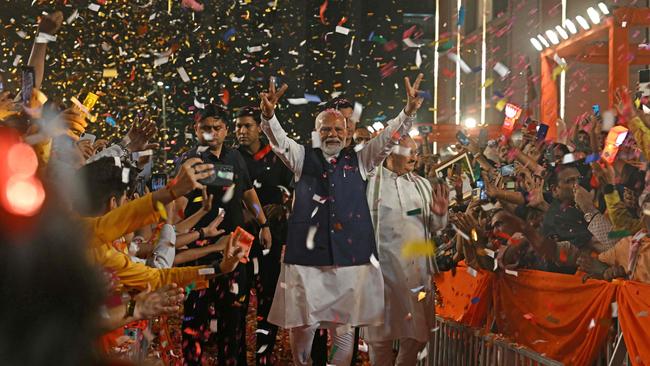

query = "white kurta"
365;167;447;343
261;110;415;329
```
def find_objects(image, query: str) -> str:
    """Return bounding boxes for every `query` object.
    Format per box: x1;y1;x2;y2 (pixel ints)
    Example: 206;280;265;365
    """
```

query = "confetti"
222;184;236;203
493;62;510;78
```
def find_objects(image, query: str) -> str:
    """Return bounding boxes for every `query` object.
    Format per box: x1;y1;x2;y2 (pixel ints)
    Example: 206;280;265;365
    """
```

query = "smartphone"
151;173;168;191
536;124;549;141
456;131;470;146
135;177;146;197
21;66;35;106
79;132;96;144
476;180;488;201
500;164;515;176
478;129;488;150
592;104;601;117
233;226;255;264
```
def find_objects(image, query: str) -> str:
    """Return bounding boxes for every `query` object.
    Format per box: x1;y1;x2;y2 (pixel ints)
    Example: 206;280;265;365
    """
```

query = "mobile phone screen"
21;66;35;106
151;173;168;191
536;124;549;141
456;131;470;146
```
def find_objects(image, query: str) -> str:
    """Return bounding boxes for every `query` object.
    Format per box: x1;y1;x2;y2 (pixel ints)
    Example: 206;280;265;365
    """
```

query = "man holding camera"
175;104;270;366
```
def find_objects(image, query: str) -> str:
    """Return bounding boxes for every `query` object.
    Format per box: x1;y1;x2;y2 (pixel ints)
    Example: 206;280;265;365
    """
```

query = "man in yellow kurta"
78;157;244;292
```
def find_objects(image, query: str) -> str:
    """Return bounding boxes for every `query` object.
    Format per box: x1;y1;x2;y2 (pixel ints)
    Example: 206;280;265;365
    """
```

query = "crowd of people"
1;9;649;366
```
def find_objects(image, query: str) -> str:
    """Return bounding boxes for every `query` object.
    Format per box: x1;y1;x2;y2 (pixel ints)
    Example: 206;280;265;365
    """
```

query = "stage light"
587;7;601;24
408;129;420;137
555;25;569;40
545;30;560;45
598;2;609;15
536;35;550;48
372;122;384;131
463;117;477;129
530;37;544;51
564;19;578;34
576;15;590;30
4;176;45;217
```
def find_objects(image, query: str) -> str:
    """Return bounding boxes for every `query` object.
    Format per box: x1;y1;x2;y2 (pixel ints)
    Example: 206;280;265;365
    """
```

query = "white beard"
322;140;343;156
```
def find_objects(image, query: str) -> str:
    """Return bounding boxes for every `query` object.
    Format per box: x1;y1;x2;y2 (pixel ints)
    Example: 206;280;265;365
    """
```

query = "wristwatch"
584;211;599;224
260;222;270;228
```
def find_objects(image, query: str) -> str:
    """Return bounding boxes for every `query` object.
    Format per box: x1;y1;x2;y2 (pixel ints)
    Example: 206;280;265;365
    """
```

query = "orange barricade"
435;262;493;328
617;281;650;366
435;263;650;366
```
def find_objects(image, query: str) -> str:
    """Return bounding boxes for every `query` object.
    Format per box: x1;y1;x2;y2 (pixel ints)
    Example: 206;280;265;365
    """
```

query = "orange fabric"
617;280;650;366
540;55;558;140
494;270;616;365
435;262;494;327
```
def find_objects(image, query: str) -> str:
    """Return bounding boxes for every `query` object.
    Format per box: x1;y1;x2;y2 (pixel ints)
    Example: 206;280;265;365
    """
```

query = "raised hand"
218;231;246;274
172;158;215;196
430;182;450;216
200;186;213;213
404;73;425;116
259;77;288;119
203;209;225;237
38;11;63;35
133;284;185;320
125;116;159;152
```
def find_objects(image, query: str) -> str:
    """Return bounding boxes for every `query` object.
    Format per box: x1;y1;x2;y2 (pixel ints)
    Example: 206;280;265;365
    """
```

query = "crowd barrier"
432;262;650;366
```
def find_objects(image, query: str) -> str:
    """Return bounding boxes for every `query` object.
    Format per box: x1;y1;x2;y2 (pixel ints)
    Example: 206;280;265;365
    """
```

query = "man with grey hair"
258;74;425;365
365;136;449;365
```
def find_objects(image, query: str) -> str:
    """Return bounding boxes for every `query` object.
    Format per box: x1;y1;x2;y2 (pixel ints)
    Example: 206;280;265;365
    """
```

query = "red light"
4;176;45;216
7;143;38;178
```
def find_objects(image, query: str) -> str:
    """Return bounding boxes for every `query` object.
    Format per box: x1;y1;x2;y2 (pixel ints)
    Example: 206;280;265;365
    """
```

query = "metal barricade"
426;316;564;366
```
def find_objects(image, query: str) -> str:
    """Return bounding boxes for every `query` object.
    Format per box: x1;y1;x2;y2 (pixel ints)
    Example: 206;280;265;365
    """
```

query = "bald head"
386;136;418;175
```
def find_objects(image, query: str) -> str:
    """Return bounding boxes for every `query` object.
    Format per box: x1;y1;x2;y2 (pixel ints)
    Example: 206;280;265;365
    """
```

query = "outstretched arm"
358;73;424;176
258;78;306;179
28;11;63;89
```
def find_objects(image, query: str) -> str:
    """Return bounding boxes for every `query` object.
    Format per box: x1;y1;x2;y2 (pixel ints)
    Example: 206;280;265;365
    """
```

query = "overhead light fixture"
564;19;578;34
463;117;477;129
537;34;550;48
576;15;590;30
555;25;569;40
598;2;610;15
530;37;544;51
587;7;601;24
545;30;560;45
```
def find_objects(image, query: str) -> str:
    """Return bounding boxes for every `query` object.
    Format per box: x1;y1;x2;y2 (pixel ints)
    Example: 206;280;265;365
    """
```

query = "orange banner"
617;280;650;366
435;262;494;328
494;270;616;365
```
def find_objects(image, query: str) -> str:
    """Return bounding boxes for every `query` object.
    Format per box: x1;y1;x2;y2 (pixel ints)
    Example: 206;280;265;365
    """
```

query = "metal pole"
161;84;167;167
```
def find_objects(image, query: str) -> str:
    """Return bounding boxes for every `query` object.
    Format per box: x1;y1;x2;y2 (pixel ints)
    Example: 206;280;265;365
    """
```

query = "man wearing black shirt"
235;106;293;365
177;104;271;366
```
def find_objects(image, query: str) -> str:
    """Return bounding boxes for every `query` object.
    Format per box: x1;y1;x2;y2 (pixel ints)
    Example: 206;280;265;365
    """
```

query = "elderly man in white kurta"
365;136;449;365
257;74;426;366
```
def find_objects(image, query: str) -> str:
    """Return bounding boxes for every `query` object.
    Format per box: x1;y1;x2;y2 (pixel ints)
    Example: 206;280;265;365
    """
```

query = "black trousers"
254;220;285;365
182;264;250;366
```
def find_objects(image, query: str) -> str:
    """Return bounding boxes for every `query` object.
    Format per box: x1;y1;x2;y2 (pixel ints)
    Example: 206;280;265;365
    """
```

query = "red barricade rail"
434;262;650;366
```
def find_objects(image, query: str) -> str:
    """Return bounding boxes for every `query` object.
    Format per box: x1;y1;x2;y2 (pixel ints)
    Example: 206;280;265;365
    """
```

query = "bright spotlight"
564;19;578;34
463;117;477;129
537;35;550;48
576;15;591;30
587;7;601;24
530;37;544;51
555;25;569;40
545;30;560;45
598;2;610;15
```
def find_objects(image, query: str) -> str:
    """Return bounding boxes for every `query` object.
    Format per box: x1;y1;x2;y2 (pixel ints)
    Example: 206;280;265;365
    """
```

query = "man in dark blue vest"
258;74;425;365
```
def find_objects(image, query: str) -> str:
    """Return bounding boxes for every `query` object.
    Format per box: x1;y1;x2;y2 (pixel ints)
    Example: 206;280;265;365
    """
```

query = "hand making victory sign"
404;73;425;116
260;77;288;119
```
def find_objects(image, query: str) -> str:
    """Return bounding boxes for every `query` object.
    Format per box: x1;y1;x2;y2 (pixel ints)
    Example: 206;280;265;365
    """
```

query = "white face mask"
321;137;343;155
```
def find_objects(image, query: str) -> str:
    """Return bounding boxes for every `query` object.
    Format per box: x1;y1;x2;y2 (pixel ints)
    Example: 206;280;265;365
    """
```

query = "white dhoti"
268;263;385;329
